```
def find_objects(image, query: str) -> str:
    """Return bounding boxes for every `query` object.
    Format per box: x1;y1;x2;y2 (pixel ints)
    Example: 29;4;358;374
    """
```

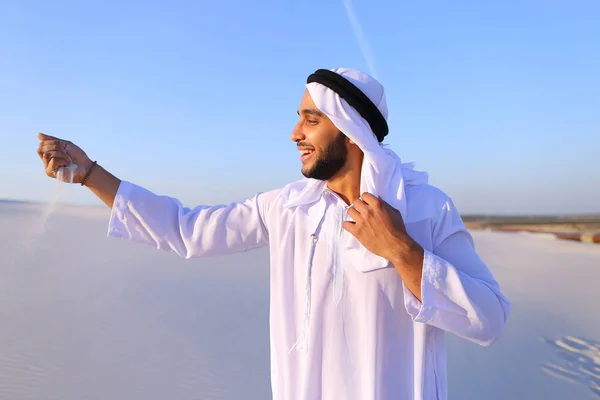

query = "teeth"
300;149;314;155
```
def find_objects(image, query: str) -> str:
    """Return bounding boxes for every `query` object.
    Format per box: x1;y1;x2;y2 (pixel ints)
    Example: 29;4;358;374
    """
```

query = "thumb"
37;132;58;141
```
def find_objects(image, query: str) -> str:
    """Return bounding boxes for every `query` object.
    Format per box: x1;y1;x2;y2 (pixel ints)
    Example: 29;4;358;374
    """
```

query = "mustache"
297;142;315;149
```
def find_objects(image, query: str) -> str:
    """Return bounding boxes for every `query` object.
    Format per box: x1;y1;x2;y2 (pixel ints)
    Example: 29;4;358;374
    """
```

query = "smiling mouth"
299;148;315;162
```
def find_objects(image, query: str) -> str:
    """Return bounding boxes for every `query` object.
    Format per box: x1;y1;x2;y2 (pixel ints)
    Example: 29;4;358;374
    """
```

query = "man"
37;67;510;400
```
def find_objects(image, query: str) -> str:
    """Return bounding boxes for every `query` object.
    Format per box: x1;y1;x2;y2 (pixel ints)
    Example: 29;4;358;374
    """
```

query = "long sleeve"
403;197;511;346
107;181;271;258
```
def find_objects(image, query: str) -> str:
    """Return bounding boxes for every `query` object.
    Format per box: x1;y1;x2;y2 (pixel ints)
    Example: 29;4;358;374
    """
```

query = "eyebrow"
297;109;324;117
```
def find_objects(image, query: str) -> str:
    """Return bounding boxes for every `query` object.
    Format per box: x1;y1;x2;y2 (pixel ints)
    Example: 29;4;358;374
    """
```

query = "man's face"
291;90;348;181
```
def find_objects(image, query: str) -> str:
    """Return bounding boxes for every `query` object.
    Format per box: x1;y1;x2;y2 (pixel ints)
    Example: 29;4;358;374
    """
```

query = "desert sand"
1;201;599;399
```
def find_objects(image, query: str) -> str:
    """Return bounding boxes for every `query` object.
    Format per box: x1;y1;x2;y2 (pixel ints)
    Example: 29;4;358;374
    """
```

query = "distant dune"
1;203;599;399
0;199;37;204
463;214;600;244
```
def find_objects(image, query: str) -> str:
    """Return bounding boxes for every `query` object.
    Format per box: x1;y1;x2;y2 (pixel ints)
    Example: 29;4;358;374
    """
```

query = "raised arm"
108;181;271;258
37;133;272;258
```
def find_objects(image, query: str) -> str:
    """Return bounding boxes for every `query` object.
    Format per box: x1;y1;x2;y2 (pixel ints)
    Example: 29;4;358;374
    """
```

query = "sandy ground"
1;202;599;399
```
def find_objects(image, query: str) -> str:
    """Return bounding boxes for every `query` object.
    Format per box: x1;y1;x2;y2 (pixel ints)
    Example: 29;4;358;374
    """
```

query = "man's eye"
307;119;318;125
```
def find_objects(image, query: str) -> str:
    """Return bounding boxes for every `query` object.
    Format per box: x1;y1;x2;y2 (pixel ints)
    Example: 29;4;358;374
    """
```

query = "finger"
43;151;72;166
40;139;67;148
37;132;67;142
352;198;369;213
38;140;66;158
347;206;361;221
46;157;70;177
360;192;379;206
38;132;58;141
38;143;62;155
42;150;69;161
342;220;357;234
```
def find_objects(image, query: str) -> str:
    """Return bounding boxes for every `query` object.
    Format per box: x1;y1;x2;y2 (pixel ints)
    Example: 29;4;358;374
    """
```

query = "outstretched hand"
37;133;93;183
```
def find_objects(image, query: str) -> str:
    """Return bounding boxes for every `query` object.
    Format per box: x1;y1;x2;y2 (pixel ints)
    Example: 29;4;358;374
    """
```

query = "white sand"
1;203;599;399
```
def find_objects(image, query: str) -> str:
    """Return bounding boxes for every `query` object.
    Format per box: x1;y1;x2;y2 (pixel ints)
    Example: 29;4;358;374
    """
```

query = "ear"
340;131;359;147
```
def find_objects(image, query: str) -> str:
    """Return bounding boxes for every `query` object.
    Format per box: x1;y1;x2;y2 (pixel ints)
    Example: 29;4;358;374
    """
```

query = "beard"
302;131;348;181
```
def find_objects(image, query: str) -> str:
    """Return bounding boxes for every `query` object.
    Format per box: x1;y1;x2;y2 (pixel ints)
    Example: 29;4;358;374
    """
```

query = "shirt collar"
280;178;328;208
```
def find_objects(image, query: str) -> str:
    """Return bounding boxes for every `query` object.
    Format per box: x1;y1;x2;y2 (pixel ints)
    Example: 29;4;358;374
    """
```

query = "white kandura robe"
107;177;511;400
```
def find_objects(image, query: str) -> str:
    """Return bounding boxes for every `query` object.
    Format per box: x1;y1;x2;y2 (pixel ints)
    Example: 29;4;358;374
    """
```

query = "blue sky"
1;0;598;214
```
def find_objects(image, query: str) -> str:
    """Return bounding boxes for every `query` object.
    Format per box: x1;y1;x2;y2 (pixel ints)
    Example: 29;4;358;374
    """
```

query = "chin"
301;166;316;179
301;162;313;175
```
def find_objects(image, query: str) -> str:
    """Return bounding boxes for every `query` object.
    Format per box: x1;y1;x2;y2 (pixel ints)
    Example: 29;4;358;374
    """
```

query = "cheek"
305;129;327;149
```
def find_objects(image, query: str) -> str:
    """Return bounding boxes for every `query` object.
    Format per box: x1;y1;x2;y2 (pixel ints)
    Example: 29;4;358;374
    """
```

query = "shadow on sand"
541;335;600;398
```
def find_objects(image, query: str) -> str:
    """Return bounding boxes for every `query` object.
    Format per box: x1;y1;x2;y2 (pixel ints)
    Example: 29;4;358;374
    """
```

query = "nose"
291;122;305;143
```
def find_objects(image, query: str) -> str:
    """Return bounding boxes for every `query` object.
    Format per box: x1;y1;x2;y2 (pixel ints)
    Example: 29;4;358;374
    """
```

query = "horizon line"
2;197;599;218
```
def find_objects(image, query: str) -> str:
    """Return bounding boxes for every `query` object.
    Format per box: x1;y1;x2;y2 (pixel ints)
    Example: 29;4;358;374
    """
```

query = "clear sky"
1;0;598;215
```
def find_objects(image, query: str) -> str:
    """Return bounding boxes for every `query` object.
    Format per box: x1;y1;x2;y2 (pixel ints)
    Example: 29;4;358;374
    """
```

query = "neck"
326;156;363;206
